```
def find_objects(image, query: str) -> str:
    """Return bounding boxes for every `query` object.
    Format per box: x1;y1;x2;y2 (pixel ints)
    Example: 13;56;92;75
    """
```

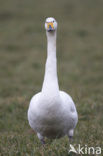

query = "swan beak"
47;22;54;31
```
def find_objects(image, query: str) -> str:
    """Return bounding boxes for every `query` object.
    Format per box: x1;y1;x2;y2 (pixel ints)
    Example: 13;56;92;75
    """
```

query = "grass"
0;0;103;155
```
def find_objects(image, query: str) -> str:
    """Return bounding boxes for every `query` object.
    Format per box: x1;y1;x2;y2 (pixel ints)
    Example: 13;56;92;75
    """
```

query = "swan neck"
42;31;59;94
47;32;56;58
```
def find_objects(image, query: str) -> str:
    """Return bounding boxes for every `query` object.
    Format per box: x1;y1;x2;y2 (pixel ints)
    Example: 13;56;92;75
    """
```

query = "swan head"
45;17;57;32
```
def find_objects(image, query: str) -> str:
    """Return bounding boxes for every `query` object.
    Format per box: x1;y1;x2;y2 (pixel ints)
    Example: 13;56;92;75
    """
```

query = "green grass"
0;0;103;155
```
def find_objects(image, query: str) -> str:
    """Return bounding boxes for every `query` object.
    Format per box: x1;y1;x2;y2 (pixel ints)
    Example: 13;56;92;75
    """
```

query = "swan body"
28;17;78;142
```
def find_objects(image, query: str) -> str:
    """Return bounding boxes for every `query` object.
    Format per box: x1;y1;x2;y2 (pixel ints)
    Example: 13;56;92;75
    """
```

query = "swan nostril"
49;25;52;28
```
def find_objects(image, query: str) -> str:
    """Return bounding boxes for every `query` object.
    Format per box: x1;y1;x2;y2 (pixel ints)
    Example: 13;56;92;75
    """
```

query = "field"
0;0;103;155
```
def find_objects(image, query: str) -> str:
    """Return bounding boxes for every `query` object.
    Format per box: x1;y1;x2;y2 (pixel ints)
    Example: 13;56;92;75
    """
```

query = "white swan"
28;17;78;143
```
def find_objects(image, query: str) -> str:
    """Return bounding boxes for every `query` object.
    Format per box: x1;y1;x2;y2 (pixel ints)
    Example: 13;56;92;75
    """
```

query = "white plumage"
28;17;78;143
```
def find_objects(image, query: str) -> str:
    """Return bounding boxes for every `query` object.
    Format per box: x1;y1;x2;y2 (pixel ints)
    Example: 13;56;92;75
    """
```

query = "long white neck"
42;31;59;94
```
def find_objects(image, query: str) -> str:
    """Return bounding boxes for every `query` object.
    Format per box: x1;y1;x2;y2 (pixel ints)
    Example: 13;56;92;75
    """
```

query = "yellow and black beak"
47;22;54;31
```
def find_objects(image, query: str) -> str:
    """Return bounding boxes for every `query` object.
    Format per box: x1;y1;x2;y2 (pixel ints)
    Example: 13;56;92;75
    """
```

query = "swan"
28;17;78;144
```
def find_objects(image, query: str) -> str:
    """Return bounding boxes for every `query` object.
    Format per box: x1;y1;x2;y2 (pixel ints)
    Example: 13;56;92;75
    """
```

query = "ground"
0;0;103;155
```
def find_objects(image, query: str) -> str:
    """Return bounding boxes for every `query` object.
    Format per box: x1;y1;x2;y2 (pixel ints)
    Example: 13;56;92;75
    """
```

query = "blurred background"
0;0;103;155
